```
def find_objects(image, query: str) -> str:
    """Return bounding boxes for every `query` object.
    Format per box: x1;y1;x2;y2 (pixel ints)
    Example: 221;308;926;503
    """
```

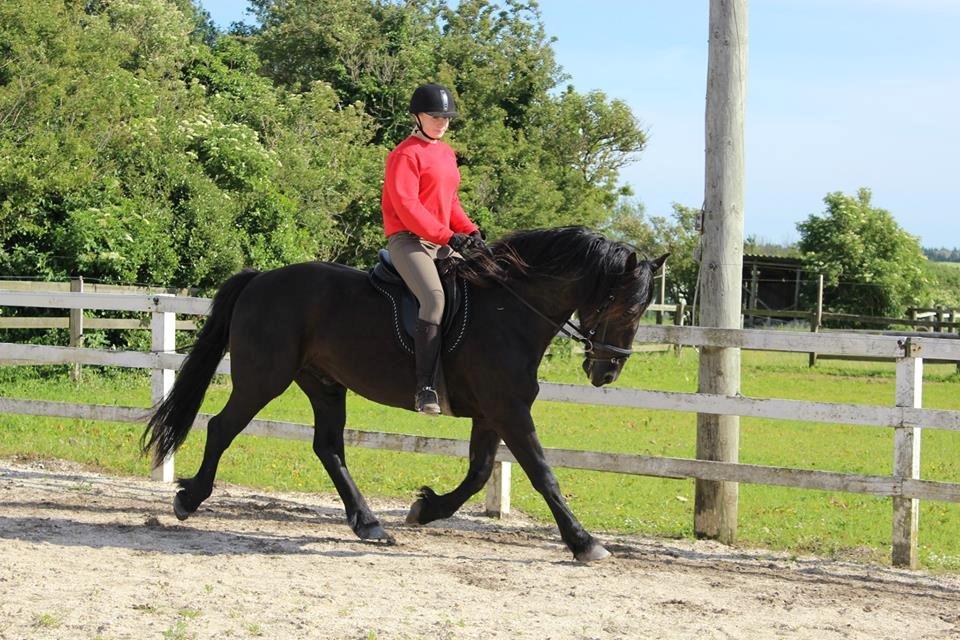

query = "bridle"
497;281;635;365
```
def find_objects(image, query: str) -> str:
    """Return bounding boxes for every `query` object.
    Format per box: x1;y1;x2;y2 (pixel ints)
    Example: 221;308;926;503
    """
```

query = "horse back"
230;261;378;335
225;261;411;402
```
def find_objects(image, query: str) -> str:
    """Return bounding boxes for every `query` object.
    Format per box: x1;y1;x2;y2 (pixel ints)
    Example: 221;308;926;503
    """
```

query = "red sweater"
381;136;477;245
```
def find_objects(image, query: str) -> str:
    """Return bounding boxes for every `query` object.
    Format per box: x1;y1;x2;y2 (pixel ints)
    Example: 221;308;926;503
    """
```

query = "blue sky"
198;1;960;249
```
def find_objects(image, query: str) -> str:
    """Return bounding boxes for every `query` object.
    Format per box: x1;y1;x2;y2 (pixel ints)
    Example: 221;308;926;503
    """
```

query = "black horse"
143;226;667;562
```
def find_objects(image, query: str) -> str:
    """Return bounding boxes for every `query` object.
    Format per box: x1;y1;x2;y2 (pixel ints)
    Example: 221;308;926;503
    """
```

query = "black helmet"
409;83;458;118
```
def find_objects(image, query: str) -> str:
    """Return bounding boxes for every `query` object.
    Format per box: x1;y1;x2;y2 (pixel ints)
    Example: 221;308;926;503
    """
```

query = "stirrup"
415;387;441;416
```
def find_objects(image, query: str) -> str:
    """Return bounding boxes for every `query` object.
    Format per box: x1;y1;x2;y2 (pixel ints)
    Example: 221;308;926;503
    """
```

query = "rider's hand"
468;230;489;254
447;233;471;254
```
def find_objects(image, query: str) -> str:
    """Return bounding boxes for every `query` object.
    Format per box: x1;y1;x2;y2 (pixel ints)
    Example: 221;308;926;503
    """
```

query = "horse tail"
141;268;259;465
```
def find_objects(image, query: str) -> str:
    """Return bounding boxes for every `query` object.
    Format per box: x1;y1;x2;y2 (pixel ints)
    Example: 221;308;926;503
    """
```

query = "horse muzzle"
584;359;621;387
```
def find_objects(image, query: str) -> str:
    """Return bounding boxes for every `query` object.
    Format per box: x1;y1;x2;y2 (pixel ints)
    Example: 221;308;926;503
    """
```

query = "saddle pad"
368;257;471;356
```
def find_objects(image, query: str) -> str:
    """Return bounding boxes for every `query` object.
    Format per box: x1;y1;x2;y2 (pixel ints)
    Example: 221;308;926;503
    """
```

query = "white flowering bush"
180;115;280;191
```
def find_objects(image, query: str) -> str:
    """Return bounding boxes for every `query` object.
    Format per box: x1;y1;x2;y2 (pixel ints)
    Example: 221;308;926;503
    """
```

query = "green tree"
0;0;382;287
435;1;647;235
249;0;439;144
0;0;188;283
608;201;699;304
797;188;930;318
924;262;960;308
1;0;651;290
247;0;648;258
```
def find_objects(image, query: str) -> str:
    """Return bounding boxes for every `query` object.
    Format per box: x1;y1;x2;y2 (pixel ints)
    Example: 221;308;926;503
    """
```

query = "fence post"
655;265;667;325
955;310;960;374
69;277;83;381
674;300;686;355
150;295;176;482
484;452;511;518
808;274;823;367
792;269;801;310
747;263;758;326
892;338;922;568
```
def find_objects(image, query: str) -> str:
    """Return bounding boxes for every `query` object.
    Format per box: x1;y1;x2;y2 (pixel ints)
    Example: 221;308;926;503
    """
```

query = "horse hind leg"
296;372;393;544
173;385;274;520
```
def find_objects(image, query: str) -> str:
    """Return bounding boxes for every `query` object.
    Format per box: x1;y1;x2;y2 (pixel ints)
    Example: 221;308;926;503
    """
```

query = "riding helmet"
409;83;458;118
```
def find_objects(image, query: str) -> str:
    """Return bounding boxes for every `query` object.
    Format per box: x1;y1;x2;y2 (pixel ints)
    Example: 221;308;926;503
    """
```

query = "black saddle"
369;249;470;356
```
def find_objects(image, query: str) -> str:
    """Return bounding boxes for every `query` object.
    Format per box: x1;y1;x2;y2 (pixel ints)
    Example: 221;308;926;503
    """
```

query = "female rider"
381;83;485;415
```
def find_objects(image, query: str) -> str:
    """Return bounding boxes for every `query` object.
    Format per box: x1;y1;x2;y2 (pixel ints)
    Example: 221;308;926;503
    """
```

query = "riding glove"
447;233;472;254
468;230;489;254
449;231;489;256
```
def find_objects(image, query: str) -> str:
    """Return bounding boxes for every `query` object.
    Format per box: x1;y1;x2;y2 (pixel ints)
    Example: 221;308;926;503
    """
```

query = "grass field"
1;349;959;568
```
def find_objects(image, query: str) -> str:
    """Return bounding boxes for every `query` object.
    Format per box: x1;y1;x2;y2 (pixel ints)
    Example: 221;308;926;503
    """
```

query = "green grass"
32;612;62;629
1;350;959;568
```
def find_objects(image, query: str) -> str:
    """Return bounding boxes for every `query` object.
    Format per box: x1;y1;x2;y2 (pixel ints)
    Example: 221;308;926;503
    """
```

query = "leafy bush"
798;189;930;318
925;262;960;308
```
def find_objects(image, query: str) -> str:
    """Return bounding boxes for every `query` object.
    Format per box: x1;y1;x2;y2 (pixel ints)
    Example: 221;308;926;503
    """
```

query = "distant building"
742;254;806;322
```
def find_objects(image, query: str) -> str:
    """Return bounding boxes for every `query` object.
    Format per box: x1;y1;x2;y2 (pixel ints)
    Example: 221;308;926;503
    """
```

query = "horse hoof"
575;543;611;563
360;524;396;545
173;493;192;521
405;499;424;525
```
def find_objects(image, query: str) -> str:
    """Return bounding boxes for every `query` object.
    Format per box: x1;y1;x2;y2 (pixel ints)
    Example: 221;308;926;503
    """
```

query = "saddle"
368;249;471;357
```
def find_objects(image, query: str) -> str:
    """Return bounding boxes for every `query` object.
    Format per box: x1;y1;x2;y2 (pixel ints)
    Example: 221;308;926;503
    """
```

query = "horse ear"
625;251;639;272
651;253;669;272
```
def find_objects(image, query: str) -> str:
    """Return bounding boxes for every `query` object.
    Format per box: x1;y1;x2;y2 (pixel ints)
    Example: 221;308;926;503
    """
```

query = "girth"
368;249;470;356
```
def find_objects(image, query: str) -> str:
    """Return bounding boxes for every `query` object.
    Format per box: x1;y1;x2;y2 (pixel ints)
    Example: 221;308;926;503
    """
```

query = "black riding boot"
413;319;442;415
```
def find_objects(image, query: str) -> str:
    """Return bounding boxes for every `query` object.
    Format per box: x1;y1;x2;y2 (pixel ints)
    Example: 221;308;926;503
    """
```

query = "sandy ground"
2;459;960;640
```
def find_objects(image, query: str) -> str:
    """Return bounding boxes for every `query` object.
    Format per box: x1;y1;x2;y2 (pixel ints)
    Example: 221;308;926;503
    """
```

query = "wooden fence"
745;307;960;333
0;275;684;339
0;277;198;331
2;287;960;568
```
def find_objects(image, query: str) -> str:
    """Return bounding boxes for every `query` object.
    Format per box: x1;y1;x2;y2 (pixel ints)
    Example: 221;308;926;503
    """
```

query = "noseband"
579;294;634;365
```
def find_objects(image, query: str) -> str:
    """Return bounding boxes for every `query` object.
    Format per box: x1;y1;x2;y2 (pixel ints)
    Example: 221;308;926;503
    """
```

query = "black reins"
496;280;634;364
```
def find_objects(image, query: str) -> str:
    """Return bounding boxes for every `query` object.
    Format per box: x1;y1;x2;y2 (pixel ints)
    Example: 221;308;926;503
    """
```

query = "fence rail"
746;308;960;330
0;278;197;296
3;396;960;506
0;318;197;330
3;285;960;568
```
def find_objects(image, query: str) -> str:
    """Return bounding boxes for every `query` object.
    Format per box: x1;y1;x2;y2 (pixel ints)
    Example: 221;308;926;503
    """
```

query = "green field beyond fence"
2;350;959;568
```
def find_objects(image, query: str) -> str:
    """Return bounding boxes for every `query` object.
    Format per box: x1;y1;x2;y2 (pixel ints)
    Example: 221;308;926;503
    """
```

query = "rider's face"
416;113;450;139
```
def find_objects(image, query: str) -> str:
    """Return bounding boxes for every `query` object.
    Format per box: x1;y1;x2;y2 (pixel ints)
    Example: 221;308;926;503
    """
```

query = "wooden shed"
742;254;806;313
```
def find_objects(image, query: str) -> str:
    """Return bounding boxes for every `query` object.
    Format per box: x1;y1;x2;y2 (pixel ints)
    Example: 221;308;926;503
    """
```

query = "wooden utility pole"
694;0;747;543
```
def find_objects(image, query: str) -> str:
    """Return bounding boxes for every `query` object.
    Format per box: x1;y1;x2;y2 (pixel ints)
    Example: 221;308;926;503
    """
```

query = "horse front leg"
406;419;501;524
499;412;610;563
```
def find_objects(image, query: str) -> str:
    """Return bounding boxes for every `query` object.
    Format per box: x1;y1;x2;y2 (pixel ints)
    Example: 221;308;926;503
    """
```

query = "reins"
496;280;635;363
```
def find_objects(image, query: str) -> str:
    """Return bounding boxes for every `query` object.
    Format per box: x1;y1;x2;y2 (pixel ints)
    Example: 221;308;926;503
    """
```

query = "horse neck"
508;266;594;328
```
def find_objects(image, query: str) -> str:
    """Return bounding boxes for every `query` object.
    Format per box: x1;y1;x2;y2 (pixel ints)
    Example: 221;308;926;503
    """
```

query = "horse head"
579;250;669;387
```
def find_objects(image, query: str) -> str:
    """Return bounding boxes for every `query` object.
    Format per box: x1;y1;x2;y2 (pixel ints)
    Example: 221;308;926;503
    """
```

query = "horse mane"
446;226;636;287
